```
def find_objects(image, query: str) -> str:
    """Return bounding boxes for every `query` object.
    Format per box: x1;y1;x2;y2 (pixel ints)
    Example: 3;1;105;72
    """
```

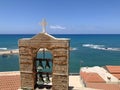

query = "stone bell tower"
19;19;70;90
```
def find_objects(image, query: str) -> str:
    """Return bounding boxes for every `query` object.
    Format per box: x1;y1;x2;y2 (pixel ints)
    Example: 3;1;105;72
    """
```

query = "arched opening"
35;48;53;89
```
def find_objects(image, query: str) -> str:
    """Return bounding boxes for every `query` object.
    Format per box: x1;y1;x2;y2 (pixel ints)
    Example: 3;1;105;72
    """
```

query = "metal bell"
37;73;44;85
37;60;44;71
44;73;50;84
45;60;50;69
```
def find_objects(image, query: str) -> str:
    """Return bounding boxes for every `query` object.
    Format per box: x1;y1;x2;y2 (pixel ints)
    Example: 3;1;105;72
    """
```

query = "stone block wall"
19;33;69;90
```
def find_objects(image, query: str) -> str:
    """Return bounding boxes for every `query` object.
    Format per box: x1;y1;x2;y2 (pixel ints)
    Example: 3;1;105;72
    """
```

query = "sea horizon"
0;34;120;73
0;33;120;35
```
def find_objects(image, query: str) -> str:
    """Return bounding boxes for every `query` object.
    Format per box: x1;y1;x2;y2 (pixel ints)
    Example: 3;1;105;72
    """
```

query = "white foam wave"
0;48;7;51
70;47;78;51
82;44;104;49
104;48;120;51
82;44;120;51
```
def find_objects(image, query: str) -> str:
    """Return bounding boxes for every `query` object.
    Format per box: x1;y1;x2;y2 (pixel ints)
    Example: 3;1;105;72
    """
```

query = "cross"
40;18;47;33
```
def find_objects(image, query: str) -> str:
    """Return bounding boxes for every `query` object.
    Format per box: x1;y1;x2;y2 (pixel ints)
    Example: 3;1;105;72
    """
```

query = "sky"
0;0;120;34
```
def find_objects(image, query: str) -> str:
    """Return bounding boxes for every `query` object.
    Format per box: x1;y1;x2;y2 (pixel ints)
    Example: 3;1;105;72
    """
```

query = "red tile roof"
106;65;120;74
80;71;87;81
80;71;105;83
0;75;20;90
112;74;120;80
86;83;120;90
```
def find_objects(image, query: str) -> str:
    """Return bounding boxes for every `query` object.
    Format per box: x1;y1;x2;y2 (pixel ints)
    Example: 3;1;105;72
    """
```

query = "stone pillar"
52;42;69;90
19;46;37;90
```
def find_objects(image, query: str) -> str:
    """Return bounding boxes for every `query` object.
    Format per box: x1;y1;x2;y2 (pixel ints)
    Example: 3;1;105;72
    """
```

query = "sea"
0;34;120;73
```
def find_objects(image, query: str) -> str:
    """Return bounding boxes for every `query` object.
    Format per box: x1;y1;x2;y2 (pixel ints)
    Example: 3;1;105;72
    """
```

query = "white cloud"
49;25;66;30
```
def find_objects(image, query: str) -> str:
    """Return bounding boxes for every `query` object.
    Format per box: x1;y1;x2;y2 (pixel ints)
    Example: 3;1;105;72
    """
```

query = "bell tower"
19;19;70;90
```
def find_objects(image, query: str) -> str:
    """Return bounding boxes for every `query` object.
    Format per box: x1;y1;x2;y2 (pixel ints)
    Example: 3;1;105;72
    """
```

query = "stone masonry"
19;32;70;90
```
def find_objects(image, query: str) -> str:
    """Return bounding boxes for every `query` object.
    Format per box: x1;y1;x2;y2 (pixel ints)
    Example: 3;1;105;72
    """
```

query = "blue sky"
0;0;120;34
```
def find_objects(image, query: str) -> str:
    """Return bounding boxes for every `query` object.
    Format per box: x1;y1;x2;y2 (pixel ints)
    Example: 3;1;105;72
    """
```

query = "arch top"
31;32;70;42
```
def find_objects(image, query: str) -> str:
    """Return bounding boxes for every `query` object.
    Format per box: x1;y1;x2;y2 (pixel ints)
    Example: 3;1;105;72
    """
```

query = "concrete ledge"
0;71;20;76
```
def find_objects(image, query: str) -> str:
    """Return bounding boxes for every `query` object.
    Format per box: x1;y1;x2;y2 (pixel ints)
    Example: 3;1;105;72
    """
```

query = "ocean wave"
82;44;120;51
0;47;78;52
70;47;78;51
0;48;7;51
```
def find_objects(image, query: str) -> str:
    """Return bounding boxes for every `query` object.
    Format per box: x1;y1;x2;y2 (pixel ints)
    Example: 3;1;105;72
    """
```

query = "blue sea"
0;34;120;73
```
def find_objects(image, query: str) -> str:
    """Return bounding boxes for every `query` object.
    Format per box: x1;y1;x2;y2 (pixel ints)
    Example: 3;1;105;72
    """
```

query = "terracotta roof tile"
80;71;87;80
80;71;105;83
106;65;120;74
0;75;20;90
86;83;120;90
112;74;120;80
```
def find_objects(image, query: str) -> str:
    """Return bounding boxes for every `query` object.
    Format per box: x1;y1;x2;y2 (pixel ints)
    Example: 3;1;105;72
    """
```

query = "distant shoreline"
0;48;76;56
0;49;19;55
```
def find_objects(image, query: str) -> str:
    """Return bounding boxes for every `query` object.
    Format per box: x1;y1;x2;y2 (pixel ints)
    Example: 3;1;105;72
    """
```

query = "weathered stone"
19;33;70;90
54;60;67;65
52;75;68;90
20;63;33;71
53;64;68;74
21;73;35;88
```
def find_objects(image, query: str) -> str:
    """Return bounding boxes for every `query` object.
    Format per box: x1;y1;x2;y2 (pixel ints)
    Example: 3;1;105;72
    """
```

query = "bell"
37;73;44;85
44;73;50;84
37;77;44;85
37;60;44;71
45;60;50;69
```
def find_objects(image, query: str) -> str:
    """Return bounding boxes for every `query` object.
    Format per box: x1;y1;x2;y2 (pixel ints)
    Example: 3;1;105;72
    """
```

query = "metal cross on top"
40;18;47;33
